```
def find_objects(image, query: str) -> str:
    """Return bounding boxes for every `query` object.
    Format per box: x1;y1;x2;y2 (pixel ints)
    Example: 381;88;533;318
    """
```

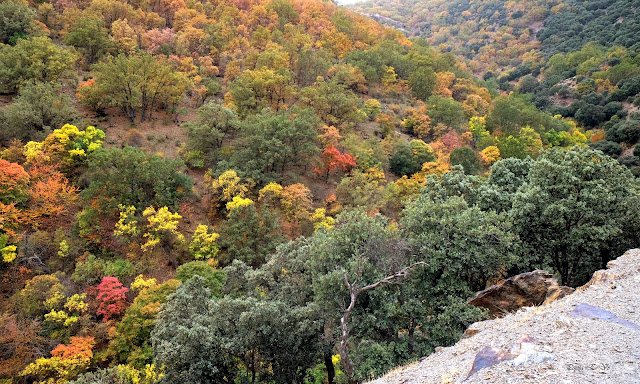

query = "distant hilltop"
369;249;640;384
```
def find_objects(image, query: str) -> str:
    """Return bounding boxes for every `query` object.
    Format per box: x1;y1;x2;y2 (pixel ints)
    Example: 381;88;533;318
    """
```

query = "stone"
513;351;554;366
468;270;574;317
569;303;640;330
462;328;480;338
466;346;515;379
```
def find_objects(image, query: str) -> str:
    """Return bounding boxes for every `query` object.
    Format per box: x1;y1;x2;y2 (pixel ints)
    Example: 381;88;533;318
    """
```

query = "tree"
189;225;220;261
22;123;104;171
273;210;423;383
152;276;232;384
64;17;110;64
218;202;284;267
84;146;192;212
0;159;29;205
0;1;36;44
511;146;640;285
425;95;466;131
315;145;356;183
227;68;296;116
11;274;66;319
94;276;129;321
389;140;436;177
25;163;79;231
141;206;185;254
20;337;95;384
449;147;481;174
181;103;241;168
109;279;180;367
175;261;224;293
280;183;313;229
408;66;437;101
89;54;190;122
0;36;76;93
227;109;320;184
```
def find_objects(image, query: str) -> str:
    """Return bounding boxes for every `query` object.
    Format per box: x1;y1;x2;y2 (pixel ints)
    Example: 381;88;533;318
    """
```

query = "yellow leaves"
131;275;158;292
311;208;335;231
572;130;588;145
211;170;249;202
189;224;220;260
114;205;139;239
64;293;88;314
1;244;17;263
258;182;283;203
226;196;254;212
141;207;184;252
115;363;164;384
23;124;105;166
481;146;502;166
111;18;138;54
44;309;78;327
1;235;17;263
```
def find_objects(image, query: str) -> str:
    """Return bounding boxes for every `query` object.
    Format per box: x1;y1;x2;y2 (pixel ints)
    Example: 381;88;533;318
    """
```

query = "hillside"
0;0;639;383
369;249;640;384
351;0;640;175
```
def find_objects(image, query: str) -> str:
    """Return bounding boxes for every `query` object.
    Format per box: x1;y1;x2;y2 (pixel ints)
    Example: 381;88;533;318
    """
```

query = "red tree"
314;145;356;183
94;277;129;321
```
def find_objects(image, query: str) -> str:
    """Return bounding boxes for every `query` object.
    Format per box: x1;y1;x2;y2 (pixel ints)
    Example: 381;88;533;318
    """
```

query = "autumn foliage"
93;277;129;321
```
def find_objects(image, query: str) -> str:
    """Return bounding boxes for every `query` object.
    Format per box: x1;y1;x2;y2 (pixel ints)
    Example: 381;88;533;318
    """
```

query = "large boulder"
468;270;574;317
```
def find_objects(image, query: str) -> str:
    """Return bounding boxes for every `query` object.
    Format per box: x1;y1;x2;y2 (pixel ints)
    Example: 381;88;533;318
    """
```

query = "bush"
449;147;482;174
590;140;622;157
0;81;79;142
175;261;225;296
72;255;136;285
84;146;192;212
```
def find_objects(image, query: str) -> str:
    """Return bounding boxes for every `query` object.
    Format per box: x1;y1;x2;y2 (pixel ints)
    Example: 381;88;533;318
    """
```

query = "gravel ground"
369;249;640;384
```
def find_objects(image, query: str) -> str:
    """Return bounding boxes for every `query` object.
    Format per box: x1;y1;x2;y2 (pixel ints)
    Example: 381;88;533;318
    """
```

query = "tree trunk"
324;353;336;384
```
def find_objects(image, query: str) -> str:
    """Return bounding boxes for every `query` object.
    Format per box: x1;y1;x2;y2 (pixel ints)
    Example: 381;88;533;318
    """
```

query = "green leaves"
510;146;640;285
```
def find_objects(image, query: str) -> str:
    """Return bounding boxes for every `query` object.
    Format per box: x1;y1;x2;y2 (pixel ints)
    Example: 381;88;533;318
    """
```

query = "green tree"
511;146;640;285
226;108;320;184
0;1;36;44
408;66;437;101
272;210;422;383
449;147;481;174
390;140;436;176
64;17;110;64
0;36;76;93
152;276;232;384
0;81;79;142
181;102;241;168
89;54;190;122
175;261;224;294
218;203;284;267
426;95;466;131
84;146;192;212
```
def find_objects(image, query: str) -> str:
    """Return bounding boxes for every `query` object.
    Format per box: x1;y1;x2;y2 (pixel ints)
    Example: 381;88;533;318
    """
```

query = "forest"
0;0;639;383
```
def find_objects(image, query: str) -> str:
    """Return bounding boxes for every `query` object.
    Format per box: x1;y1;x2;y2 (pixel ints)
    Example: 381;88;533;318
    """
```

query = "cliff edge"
369;249;640;384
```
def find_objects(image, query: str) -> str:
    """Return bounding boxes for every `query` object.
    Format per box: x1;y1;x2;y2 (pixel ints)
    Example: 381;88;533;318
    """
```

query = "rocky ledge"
369;249;640;384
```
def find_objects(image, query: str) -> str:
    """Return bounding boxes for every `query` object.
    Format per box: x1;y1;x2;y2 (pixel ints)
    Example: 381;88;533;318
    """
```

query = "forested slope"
0;0;639;383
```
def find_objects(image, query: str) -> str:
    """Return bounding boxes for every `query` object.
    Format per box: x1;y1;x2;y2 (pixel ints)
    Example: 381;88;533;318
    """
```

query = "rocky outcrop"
369;249;640;384
468;270;574;317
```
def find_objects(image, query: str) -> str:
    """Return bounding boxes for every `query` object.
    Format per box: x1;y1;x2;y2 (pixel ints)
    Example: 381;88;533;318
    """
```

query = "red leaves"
314;145;356;183
94;277;129;322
